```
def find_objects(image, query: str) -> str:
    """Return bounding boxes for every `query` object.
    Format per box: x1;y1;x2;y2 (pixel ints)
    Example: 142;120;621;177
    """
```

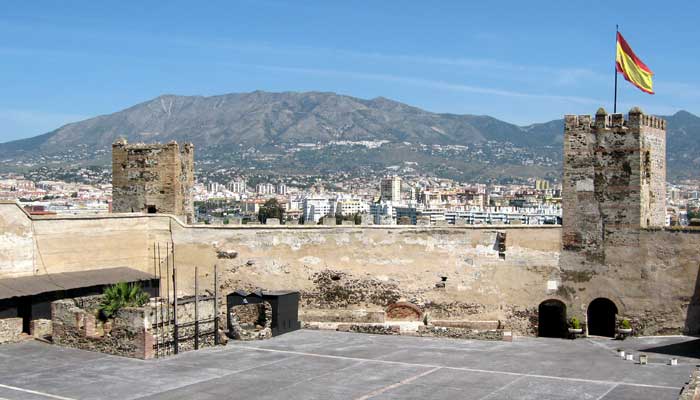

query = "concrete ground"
0;331;697;400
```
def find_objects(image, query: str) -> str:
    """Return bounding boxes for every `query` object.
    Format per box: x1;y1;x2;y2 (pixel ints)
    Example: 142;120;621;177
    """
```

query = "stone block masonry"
0;317;22;344
112;139;194;223
51;294;218;358
562;107;666;263
52;296;155;359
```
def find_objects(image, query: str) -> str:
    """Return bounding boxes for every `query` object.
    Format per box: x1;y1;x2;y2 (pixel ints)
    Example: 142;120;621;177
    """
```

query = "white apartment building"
335;198;369;216
227;178;247;194
303;197;333;223
207;182;225;193
256;183;276;195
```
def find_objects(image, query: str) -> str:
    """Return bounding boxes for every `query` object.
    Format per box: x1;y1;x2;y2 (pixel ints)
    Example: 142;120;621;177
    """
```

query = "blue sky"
2;1;700;142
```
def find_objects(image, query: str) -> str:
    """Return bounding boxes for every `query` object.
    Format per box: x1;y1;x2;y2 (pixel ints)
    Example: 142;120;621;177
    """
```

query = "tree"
258;198;285;224
688;208;700;220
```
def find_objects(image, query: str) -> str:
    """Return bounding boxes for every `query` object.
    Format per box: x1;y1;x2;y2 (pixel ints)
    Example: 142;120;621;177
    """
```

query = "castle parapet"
567;107;666;131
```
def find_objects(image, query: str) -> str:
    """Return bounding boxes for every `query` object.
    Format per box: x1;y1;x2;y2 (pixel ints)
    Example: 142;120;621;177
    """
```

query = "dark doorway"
147;205;157;214
17;298;32;333
538;299;567;338
587;298;618;337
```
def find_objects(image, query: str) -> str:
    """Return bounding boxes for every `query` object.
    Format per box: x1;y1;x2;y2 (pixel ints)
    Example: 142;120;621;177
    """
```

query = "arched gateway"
587;298;618;337
538;299;567;338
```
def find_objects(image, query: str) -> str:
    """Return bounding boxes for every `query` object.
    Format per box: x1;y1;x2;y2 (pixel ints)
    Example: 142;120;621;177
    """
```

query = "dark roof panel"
0;267;156;300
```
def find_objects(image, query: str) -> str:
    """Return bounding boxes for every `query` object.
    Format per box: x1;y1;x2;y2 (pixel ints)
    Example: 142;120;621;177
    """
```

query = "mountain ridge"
1;91;699;180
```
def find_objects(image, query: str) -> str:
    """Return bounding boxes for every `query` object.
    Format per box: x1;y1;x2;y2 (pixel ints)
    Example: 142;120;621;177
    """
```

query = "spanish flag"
616;32;654;94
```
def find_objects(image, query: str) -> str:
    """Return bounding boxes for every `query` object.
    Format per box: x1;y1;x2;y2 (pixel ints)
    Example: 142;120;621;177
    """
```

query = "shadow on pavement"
639;338;700;359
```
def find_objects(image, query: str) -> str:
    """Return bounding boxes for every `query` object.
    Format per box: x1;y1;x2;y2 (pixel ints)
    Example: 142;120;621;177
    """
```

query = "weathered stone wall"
0;202;34;276
174;224;561;335
679;367;700;400
0;202;171;278
562;108;666;264
229;302;272;340
162;296;217;352
0;317;22;344
112;140;194;223
560;108;696;335
51;296;154;359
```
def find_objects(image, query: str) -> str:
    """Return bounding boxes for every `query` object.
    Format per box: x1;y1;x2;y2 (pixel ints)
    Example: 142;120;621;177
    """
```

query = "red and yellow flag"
616;32;654;94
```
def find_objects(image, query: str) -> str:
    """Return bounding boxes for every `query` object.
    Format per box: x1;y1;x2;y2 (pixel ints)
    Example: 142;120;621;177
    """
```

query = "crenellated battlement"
564;106;666;131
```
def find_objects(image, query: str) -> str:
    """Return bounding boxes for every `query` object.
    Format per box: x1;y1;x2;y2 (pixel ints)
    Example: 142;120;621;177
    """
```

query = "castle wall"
0;202;561;334
559;227;700;335
0;203;34;276
0;202;172;278
2;198;700;335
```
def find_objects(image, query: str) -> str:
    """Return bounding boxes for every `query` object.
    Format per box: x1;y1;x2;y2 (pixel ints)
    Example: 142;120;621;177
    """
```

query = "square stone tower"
112;139;194;223
562;107;666;261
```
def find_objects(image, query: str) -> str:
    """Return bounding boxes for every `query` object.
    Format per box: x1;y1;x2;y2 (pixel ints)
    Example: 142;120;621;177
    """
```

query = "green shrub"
99;282;150;319
568;317;581;330
619;319;632;329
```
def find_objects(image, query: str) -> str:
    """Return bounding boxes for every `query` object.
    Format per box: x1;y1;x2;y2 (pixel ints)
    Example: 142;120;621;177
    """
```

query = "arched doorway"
538;299;567;338
587;298;618;337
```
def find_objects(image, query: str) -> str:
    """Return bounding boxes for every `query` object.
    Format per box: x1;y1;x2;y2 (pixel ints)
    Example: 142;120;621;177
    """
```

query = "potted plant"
568;317;583;335
617;319;633;335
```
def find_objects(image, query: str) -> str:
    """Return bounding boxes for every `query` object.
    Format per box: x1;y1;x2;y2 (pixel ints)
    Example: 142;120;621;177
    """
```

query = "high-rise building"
227;178;247;194
256;183;275;195
380;175;402;202
276;183;287;195
535;179;550;191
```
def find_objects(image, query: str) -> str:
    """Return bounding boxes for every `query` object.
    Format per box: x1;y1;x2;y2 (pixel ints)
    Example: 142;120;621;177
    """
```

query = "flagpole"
614;24;619;113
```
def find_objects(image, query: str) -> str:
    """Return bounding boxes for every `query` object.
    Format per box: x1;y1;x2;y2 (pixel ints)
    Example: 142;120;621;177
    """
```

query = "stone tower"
562;107;666;262
112;139;194;223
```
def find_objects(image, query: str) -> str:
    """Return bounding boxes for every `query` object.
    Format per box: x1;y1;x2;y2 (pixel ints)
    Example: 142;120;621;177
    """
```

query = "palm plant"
99;282;150;319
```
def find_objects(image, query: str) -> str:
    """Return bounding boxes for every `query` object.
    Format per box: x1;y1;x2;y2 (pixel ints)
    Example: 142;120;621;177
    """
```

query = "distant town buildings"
10;137;700;228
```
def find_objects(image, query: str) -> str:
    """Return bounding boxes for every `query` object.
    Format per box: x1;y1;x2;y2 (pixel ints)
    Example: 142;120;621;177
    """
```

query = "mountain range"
1;91;698;181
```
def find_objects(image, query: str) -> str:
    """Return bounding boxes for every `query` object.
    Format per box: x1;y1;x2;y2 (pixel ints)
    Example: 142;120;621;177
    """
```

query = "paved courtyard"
0;330;697;399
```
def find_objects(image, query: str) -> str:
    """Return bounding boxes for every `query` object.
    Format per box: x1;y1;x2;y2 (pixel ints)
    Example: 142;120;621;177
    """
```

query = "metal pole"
614;24;619;113
194;266;199;350
172;243;179;355
158;243;164;358
165;241;171;355
214;264;219;345
154;243;159;358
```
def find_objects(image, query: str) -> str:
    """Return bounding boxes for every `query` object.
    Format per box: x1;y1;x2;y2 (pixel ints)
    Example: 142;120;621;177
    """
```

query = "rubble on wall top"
565;106;666;131
112;138;194;149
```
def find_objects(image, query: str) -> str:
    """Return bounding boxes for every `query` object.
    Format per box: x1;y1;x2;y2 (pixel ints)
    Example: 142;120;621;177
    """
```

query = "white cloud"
247;64;607;105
